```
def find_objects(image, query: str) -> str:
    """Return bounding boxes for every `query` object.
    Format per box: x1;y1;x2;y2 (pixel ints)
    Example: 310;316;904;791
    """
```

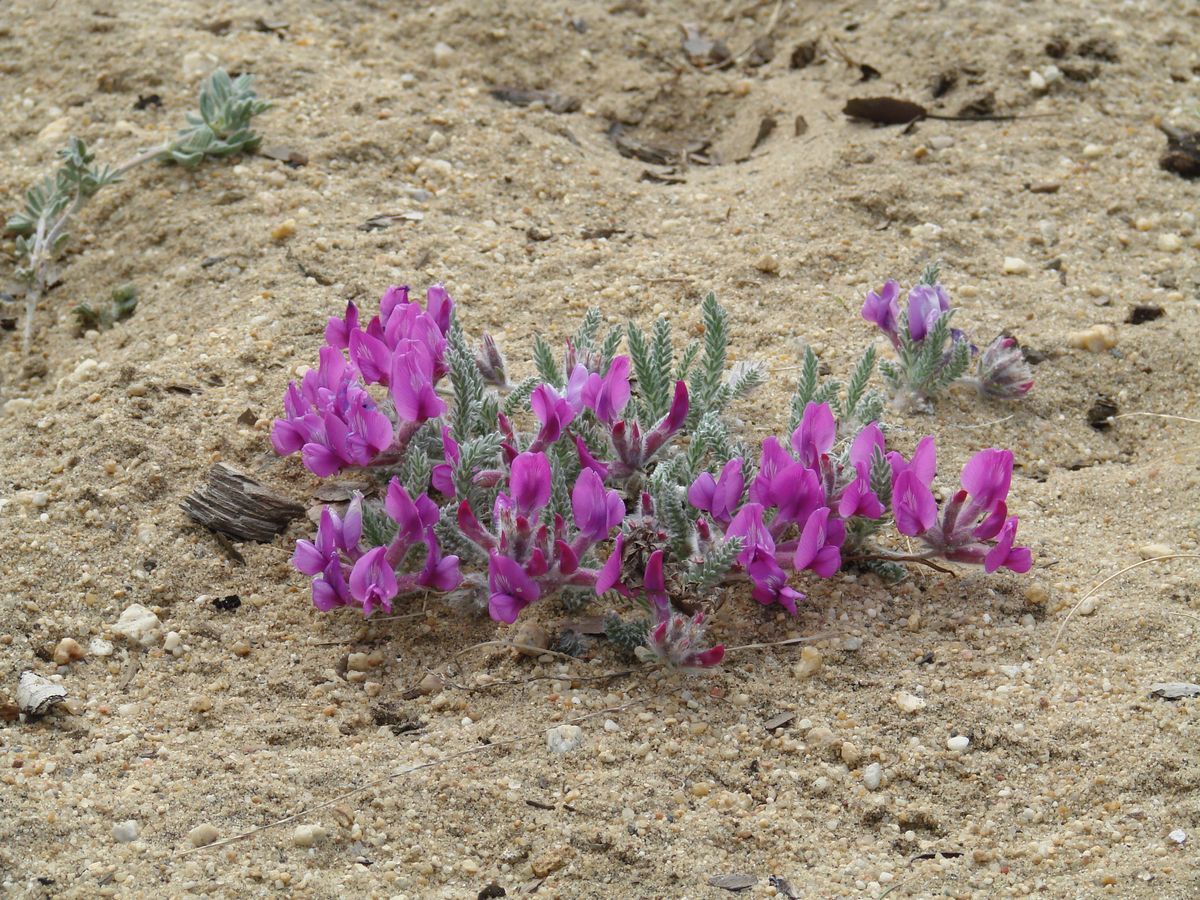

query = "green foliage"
502;375;540;418
649;460;693;559
452;432;502;511
398;444;433;497
889;308;971;408
532;335;561;387
446;317;490;442
604;614;650;656
434;505;488;564
627;316;675;423
919;260;941;285
73;283;137;334
361;501;398;549
684;536;743;591
168;70;271;166
789;346;884;437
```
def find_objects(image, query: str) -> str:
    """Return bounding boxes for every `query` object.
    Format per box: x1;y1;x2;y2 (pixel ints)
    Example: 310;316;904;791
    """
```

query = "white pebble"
1157;233;1183;253
894;692;926;714
1078;596;1099;616
163;631;183;656
546;724;584;754
947;735;970;752
88;637;114;657
1082;143;1106;158
293;824;328;847
863;762;883;791
432;42;454;66
187;823;220;848
929;135;954;150
1169;829;1187;845
1003;256;1029;275
1028;70;1047;91
603;719;621;733
112;604;162;648
113;820;139;843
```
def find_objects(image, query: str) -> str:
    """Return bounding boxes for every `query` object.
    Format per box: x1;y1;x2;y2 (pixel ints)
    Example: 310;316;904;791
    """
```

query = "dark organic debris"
640;169;686;185
1086;395;1118;431
134;93;162;110
1150;683;1200;701
477;884;507;900
260;145;308;167
794;115;808;137
254;17;289;35
1126;304;1165;325
181;463;305;543
911;850;964;863
859;63;882;81
749;115;776;153
746;36;774;67
931;69;958;98
843;96;928;125
490;87;580;115
212;594;242;612
763;711;795;731
708;874;757;891
1159;123;1200;179
581;226;624;240
790;40;819;69
681;23;731;68
1;317;16;332
359;211;424;232
608;123;715;166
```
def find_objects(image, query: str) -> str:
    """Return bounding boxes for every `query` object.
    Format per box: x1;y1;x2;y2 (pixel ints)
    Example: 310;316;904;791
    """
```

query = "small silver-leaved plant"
4;70;270;351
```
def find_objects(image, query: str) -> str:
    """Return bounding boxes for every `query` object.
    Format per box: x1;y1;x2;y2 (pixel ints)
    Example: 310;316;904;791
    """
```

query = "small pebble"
417;673;443;696
426;130;447;151
947;735;971;752
1082;143;1106;158
113;820;139;843
929;135;954;150
187;823;220;848
112;604;162;648
88;637;114;657
271;219;297;242
894;691;926;714
840;741;861;767
1168;829;1187;845
547;724;584;754
163;631;183;656
603;719;620;733
513;622;550;656
52;638;85;665
432;42;454;66
293;824;328;847
1002;256;1029;275
1078;596;1099;616
863;762;883;791
1139;543;1173;560
1028;70;1047;91
1157;233;1183;253
1067;324;1117;352
754;254;780;274
793;646;822;679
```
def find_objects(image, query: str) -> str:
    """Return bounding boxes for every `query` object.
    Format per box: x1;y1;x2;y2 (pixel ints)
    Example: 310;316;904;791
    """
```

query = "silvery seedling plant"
4;70;270;351
274;284;1033;673
862;263;1033;412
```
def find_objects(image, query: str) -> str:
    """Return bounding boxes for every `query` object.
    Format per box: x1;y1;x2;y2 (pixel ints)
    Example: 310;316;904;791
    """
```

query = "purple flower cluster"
271;286;453;476
688;401;1031;616
275;285;1034;671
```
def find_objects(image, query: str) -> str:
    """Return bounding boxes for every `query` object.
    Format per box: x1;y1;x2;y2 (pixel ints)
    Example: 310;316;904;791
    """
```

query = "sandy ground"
2;0;1200;897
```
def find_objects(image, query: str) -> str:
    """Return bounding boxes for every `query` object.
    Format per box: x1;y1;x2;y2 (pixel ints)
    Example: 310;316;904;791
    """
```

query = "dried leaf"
789;40;819;69
490;88;580;114
260;145;308;167
359;211;424;232
1126;305;1164;325
708;874;757;891
843;97;928;125
762;711;795;731
681;23;731;67
1150;682;1200;700
1086;395;1118;431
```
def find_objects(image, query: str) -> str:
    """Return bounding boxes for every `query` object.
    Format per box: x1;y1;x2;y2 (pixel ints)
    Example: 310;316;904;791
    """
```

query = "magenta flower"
893;469;938;536
572;433;610;480
349;546;399;615
487;552;541;623
791;402;836;467
418;541;463;591
888;435;937;487
311;557;353;611
390;344;446;423
726;502;774;566
960;448;1013;513
293;506;342;576
793;507;845;578
983;517;1032;574
325;301;360;350
582;356;632;423
850;423;885;469
838;473;884;519
746;549;803;614
385;479;440;545
687;458;745;525
379;284;410;322
595;533;628;596
571;468;625;543
907;283;951;341
431;426;460;496
643;550;669;613
509;451;552;516
861;279;901;337
530;383;577;447
424;284;454;336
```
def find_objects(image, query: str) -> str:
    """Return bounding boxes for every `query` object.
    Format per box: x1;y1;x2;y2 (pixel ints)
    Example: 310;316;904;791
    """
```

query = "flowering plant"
274;284;1032;671
862;264;1033;411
